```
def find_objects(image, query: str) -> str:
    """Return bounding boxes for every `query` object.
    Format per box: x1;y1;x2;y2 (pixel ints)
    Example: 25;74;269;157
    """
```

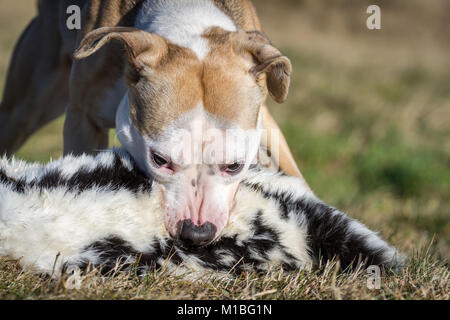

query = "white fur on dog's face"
112;26;266;244
117;95;262;241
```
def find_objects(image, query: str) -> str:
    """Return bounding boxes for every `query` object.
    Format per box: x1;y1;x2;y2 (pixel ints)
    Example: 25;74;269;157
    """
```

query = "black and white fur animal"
0;149;404;277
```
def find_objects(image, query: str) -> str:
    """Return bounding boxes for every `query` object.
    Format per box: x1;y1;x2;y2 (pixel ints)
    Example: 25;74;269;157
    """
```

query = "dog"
0;149;405;276
0;0;309;247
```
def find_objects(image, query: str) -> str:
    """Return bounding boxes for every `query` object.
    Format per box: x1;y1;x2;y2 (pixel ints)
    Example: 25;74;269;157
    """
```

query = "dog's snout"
178;219;217;247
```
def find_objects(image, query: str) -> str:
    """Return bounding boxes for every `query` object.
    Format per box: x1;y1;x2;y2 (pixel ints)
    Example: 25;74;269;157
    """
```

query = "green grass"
0;0;449;299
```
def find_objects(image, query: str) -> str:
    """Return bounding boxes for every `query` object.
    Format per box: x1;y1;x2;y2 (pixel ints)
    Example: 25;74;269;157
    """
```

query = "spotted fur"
0;149;405;277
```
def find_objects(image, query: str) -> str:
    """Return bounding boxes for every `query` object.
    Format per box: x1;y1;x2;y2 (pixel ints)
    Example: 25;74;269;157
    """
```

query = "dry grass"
1;248;448;300
0;0;449;299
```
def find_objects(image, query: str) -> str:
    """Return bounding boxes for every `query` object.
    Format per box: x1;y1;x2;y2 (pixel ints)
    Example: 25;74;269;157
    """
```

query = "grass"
0;250;448;300
0;0;449;299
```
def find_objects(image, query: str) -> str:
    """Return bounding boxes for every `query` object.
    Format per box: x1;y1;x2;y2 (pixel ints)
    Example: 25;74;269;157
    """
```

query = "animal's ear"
234;30;292;103
74;27;168;82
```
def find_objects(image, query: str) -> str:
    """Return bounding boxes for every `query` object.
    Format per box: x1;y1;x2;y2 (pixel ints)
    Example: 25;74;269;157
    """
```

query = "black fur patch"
0;169;26;193
243;181;296;220
80;237;173;275
297;199;386;269
79;212;298;275
63;155;152;194
3;154;153;195
243;181;388;270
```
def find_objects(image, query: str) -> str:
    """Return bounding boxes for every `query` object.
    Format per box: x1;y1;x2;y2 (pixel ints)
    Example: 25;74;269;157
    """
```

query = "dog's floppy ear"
233;30;292;103
74;27;168;82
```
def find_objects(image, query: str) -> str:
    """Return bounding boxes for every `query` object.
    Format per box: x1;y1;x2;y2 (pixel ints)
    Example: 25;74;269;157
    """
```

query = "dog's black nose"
178;219;217;247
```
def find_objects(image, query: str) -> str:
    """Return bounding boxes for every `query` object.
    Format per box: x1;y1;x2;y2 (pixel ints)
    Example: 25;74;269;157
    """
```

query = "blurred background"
0;0;448;259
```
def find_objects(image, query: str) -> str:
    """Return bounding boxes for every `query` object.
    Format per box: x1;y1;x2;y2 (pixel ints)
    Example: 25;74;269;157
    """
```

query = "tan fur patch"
130;29;265;136
129;44;205;136
201;28;264;129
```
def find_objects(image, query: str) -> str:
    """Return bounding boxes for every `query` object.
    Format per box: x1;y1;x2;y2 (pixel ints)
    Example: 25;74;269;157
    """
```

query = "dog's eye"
221;162;245;175
151;151;169;167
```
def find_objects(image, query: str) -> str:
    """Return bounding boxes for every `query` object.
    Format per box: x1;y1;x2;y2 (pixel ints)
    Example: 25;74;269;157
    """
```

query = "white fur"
0;150;313;274
0;152;165;273
0;150;405;276
229;184;312;269
136;0;237;60
244;169;314;202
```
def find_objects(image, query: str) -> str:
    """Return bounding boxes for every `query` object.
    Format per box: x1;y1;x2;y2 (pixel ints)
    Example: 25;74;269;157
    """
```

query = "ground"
0;0;448;299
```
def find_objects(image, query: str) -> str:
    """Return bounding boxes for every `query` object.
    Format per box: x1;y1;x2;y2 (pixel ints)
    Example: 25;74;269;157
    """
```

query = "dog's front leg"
260;104;310;187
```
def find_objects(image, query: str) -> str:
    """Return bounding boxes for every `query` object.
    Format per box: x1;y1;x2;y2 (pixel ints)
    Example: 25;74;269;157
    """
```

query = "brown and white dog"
0;0;307;246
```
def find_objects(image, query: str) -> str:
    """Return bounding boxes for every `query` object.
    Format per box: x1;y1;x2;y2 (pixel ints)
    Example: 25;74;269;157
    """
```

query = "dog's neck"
135;0;237;60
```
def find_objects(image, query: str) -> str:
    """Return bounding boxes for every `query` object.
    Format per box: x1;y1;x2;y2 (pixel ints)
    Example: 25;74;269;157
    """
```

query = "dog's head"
74;26;291;246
